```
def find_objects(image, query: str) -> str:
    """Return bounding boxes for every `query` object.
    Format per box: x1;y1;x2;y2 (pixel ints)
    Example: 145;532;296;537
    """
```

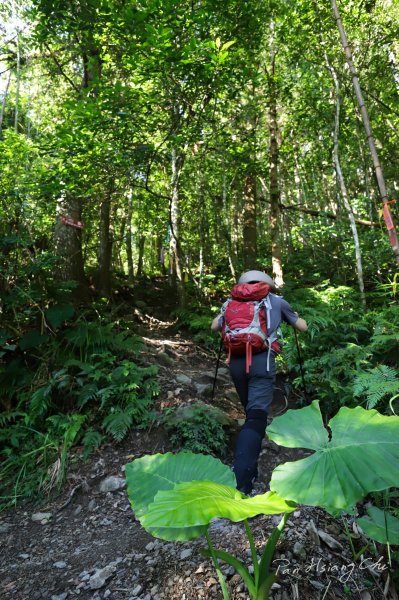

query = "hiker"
211;270;307;495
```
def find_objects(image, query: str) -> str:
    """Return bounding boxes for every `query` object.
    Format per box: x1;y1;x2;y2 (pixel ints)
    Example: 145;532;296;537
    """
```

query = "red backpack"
221;282;281;373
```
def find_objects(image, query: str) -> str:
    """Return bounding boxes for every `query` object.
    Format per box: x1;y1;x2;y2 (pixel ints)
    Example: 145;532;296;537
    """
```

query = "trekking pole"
294;329;311;405
211;336;224;402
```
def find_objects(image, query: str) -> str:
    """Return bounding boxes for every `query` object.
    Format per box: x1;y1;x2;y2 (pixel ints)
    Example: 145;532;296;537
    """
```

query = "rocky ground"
0;304;397;600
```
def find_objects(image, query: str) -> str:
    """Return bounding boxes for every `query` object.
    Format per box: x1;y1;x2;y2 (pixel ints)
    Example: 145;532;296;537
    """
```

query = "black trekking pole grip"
294;329;311;405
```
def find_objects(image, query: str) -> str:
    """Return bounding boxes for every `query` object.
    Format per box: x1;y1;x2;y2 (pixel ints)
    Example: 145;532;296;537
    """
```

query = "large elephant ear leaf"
267;402;399;515
125;452;236;541
142;481;296;541
125;452;235;516
357;506;399;545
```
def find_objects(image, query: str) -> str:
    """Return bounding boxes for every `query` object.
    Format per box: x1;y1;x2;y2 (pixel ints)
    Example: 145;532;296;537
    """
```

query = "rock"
318;529;343;550
307;520;320;546
88;499;96;511
31;512;52;523
195;383;213;396
0;523;12;534
145;542;155;551
53;561;67;569
132;584;143;595
156;351;174;366
99;476;126;493
180;549;192;560
104;591;111;599
73;505;82;516
293;541;306;559
175;374;191;385
310;580;325;590
89;564;117;590
18;553;30;559
51;594;68;600
218;367;229;376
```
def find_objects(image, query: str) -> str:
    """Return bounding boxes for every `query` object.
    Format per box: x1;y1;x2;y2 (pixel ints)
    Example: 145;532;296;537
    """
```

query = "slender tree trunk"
0;70;12;134
331;0;399;266
169;146;185;306
97;190;113;297
268;48;284;288
231;189;240;272
199;195;205;289
14;30;20;133
136;236;145;277
331;68;366;308
126;189;134;283
243;174;257;269
222;163;236;279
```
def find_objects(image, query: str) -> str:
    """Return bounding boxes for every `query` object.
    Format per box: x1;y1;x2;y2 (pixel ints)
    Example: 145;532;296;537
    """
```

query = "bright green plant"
162;401;233;455
353;365;399;410
126;402;399;599
267;401;399;515
358;506;399;546
125;452;296;600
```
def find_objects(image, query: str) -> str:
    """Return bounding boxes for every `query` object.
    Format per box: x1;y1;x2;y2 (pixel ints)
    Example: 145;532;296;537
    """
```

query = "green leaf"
20;331;49;350
126;452;235;516
357;506;399;545
125;452;236;541
221;40;236;52
141;481;295;540
267;401;328;450
45;303;75;329
268;402;399;514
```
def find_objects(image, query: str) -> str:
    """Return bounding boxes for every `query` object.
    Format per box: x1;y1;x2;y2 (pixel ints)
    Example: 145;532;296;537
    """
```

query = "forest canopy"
1;0;399;507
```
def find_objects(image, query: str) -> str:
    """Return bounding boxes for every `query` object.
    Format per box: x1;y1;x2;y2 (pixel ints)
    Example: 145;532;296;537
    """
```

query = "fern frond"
82;429;103;458
0;411;26;427
29;384;53;421
76;383;98;409
102;409;133;442
353;365;399;409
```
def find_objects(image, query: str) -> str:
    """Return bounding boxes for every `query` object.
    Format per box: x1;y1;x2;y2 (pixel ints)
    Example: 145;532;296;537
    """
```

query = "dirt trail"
0;307;393;600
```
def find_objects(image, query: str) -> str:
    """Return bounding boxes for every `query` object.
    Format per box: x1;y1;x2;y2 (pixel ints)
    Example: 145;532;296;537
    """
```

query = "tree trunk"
331;0;399;266
0;70;12;134
222;163;236;279
126;189;134;283
97;191;112;297
268;47;284;288
169;147;185;306
54;196;87;296
14;30;20;133
243;174;257;270
330;67;366;308
137;236;145;277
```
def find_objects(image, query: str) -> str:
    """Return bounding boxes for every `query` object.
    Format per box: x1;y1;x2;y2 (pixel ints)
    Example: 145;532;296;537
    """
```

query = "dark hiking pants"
229;351;275;495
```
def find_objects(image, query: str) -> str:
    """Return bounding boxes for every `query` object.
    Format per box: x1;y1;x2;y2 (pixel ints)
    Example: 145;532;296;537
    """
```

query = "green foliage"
267;402;399;515
163;401;232;455
357;505;399;545
125;451;294;599
282;286;399;415
127;401;399;599
353;365;399;409
0;308;159;509
174;304;220;350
